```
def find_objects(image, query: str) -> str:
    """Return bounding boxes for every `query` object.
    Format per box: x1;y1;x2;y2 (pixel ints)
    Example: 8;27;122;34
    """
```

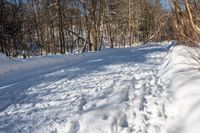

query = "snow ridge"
159;45;200;133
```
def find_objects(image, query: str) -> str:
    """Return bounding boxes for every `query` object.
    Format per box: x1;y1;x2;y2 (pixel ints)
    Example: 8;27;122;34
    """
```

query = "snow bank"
0;51;111;75
0;53;68;75
159;45;200;133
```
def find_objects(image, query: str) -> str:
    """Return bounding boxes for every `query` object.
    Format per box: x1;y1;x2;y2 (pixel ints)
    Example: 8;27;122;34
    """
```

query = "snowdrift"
160;45;200;133
0;53;68;75
0;51;109;75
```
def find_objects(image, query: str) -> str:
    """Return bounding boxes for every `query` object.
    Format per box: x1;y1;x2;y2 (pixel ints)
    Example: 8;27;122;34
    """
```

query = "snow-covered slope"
0;42;200;133
0;53;86;75
160;45;200;133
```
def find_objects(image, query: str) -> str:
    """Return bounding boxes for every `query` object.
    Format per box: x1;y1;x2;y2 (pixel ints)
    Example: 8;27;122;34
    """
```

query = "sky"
161;0;171;10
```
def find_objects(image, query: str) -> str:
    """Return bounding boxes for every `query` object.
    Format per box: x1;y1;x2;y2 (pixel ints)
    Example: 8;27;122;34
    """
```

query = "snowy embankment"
0;53;65;75
160;45;200;133
0;42;200;133
0;52;109;75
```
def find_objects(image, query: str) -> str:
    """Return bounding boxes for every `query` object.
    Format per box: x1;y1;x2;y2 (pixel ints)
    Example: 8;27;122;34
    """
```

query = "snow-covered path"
0;44;170;133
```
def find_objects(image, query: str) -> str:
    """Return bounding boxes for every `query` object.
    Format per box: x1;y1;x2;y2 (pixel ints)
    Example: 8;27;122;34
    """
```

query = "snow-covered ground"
0;42;200;133
160;45;200;133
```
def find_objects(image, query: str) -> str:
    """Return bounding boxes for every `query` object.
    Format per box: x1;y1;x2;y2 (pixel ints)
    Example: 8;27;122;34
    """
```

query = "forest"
1;0;199;57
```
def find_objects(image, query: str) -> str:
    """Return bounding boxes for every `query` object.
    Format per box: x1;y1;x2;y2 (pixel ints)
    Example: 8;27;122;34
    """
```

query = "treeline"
1;0;171;57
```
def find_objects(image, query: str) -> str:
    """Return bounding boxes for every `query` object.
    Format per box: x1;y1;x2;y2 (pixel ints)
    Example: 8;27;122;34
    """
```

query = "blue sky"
161;0;171;10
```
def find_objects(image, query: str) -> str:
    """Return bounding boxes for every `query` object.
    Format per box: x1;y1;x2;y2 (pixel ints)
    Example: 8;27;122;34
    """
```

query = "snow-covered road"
0;44;171;133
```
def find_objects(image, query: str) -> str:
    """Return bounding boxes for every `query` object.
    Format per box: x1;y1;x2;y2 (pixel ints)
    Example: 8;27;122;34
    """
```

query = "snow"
0;53;66;75
159;45;200;133
0;42;200;133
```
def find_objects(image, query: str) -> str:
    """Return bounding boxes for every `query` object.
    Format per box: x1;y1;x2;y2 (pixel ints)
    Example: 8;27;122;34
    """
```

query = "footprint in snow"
67;121;80;133
102;114;108;120
119;114;128;128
